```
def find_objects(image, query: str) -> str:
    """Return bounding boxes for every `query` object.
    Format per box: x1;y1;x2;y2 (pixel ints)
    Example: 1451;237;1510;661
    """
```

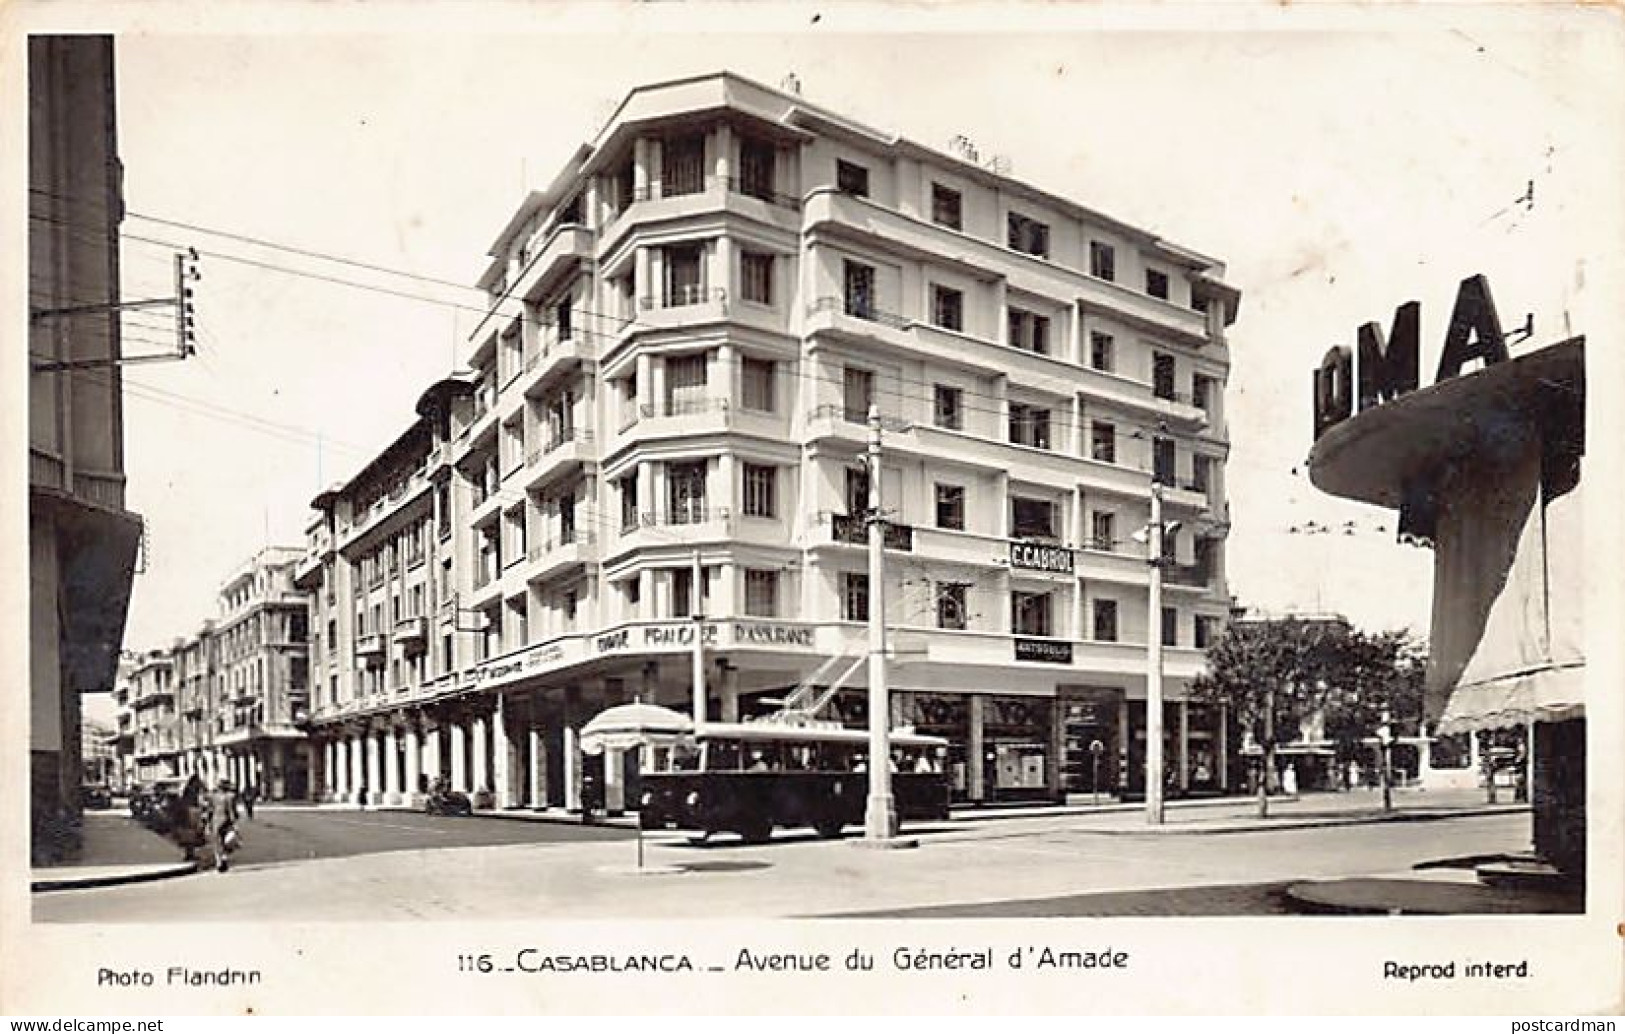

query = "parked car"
131;780;184;832
80;784;113;810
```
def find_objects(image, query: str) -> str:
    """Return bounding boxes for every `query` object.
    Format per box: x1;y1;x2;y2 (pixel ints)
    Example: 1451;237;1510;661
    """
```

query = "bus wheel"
739;817;773;844
814;818;845;839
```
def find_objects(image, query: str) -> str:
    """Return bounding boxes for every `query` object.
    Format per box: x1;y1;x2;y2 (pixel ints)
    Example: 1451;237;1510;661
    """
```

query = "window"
843;260;876;319
559;491;577;544
841;573;869;622
672;567;696;619
1008;402;1051;450
1162;607;1178;647
1091;511;1116;551
1093;599;1119;642
739;138;776;200
743;464;777;518
1089;331;1115;373
667;460;707;524
1153;437;1176;485
741;252;774;305
662;134;705;197
744;569;779;617
665;353;708;415
1193;374;1213;412
1008;308;1051;354
937;583;968;630
625;577;642;607
555;298;573;341
1192;454;1212;494
663;245;704;306
843;366;874;423
1011;496;1056;539
619;473;640;532
933;384;963;430
935;484;965;530
836;159;869;197
1011;591;1053;636
1146;268;1170;300
931;184;962;230
1091;421;1116;463
1007;212;1050;258
742;357;775;412
845;466;870;516
563;590;579;623
1153;353;1177;401
931;285;964;331
1194;538;1217;583
1195;615;1215;649
1089;241;1116;281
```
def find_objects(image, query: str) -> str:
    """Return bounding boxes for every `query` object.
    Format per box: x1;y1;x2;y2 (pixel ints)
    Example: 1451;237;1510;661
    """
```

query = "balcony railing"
623;174;801;212
394;616;428;646
808;295;911;330
641;398;730;420
830;513;914;551
637;507;730;528
1164;564;1212;588
527;530;597;562
355;633;388;659
639;286;728;310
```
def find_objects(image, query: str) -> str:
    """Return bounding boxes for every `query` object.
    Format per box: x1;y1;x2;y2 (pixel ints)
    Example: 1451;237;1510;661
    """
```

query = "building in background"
28;36;145;863
126;650;179;784
111;548;313;799
79;716;118;788
298;71;1239;811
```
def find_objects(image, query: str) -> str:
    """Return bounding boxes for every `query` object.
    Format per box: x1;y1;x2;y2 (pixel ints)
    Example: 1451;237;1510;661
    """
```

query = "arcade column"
449;720;468;793
405;725;422;798
492;695;513;808
967;694;986;802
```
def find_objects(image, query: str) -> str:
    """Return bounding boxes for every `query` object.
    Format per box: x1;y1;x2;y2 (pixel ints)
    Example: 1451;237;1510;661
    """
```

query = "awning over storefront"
1309;337;1585;733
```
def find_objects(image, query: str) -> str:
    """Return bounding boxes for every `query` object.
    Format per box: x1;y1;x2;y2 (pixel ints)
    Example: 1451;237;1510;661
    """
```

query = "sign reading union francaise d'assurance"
1010;541;1075;575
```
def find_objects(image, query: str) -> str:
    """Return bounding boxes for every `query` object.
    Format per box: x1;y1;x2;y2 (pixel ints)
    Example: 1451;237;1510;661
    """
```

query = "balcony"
355;633;388;664
611;398;736;454
394;616;428;652
1149;388;1209;430
510;224;593;303
525;530;599;582
522;333;595;394
523;428;595;490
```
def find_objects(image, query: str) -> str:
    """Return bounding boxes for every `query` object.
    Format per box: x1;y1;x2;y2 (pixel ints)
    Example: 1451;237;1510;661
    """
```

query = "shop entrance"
1057;687;1124;797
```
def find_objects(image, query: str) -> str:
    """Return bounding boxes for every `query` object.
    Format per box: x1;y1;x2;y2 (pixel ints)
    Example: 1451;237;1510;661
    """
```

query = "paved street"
34;798;1539;922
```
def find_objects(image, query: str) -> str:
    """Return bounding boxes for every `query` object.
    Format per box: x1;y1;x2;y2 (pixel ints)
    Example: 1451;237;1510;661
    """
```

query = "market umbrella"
577;702;694;873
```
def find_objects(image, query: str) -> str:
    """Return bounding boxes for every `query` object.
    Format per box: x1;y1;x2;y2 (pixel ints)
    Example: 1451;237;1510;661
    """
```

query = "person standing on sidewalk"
242;782;257;821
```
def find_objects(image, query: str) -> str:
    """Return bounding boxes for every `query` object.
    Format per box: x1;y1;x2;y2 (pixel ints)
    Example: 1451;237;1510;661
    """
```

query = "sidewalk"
30;811;198;893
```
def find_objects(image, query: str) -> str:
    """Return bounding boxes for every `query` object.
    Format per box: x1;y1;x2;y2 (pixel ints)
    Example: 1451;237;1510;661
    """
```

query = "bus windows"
705;740;742;772
669;742;701;772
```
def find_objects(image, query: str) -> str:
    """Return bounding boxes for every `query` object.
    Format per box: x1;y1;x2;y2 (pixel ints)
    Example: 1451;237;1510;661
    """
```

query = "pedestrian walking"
203;780;242;873
243;782;257;820
176;774;207;861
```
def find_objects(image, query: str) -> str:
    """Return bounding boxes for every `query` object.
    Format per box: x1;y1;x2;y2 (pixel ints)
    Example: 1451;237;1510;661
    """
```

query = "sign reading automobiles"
1010;541;1075;575
1015;637;1074;664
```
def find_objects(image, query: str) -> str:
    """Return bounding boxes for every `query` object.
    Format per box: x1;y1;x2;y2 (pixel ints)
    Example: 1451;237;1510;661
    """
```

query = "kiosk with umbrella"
578;702;694;872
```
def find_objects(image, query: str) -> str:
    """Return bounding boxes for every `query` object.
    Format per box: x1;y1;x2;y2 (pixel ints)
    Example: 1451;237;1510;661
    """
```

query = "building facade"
300;72;1240;809
126;650;180;784
28;36;145;862
113;548;314;798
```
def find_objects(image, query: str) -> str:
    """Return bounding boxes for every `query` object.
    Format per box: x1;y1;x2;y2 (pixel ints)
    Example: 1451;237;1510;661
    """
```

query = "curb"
376;804;640;830
31;860;201;894
1074;804;1529;836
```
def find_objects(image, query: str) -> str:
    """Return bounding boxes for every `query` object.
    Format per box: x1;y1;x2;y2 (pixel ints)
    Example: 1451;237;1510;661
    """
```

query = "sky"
89;7;1621;669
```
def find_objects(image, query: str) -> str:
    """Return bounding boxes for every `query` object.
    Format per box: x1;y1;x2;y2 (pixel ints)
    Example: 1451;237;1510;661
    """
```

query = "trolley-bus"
638;722;951;842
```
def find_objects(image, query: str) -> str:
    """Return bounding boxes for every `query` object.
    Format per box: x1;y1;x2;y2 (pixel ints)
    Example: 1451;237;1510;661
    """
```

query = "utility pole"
691;548;705;732
1146;480;1166;825
862;403;899;842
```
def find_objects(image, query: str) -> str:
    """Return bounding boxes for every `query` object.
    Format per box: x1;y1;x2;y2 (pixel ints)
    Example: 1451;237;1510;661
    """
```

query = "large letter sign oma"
1313;274;1510;439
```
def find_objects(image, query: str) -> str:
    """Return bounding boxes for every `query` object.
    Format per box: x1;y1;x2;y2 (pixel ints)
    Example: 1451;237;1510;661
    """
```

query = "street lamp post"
1378;709;1394;813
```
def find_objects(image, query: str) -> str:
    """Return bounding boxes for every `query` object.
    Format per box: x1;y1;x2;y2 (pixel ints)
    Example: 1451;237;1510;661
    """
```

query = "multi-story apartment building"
300;72;1240;809
113;549;314;798
28;36;145;862
186;548;313;797
127;650;180;784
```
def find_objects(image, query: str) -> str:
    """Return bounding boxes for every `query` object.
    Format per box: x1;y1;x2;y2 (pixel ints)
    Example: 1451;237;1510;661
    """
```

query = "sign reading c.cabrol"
1313;273;1511;439
1010;541;1075;574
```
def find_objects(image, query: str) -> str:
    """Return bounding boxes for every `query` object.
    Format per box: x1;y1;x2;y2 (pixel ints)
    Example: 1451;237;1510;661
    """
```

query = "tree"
1193;618;1425;817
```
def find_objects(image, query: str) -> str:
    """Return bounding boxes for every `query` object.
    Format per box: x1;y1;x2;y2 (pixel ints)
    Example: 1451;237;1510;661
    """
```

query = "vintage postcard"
3;0;1621;1017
